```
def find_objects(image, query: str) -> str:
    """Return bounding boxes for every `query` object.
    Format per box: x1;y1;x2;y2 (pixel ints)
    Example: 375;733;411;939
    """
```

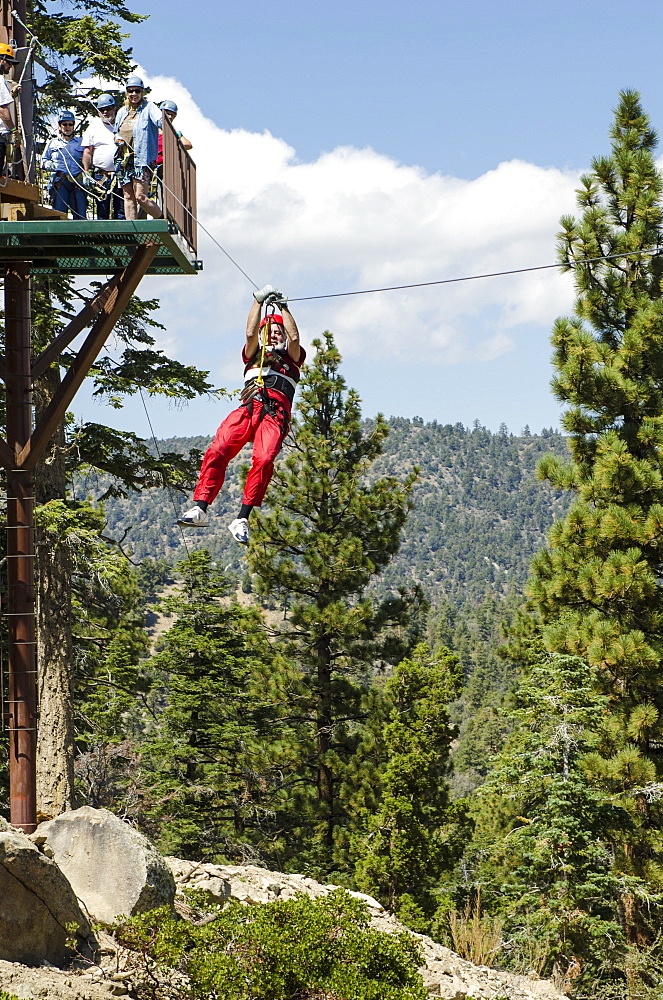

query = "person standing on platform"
41;110;87;219
156;100;192;173
114;75;162;220
154;100;193;204
0;43;18;177
81;93;124;220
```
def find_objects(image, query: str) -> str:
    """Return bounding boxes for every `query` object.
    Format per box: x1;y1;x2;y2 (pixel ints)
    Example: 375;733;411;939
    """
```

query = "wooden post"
4;260;36;832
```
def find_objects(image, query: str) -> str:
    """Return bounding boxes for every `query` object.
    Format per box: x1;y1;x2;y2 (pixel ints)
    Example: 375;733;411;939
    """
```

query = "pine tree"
139;550;287;861
530;89;663;714
469;656;628;990
352;643;463;928
507;90;663;958
248;332;422;872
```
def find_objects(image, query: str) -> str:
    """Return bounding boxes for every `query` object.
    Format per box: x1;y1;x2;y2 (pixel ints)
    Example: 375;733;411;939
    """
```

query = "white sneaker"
177;505;209;527
228;517;250;544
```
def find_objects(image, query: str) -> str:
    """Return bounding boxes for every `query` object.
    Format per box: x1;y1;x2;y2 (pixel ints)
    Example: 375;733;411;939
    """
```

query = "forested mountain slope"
78;419;570;608
369;419;569;605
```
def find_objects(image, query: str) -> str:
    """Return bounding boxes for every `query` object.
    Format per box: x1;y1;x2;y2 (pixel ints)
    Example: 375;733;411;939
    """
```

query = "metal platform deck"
0;219;202;275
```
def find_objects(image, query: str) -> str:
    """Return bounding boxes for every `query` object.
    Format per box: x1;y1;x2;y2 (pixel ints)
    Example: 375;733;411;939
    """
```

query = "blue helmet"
58;110;75;123
95;93;115;110
125;74;144;90
159;100;178;114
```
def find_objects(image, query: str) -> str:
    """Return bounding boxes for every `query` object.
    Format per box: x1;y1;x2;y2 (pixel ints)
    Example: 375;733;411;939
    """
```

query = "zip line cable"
194;218;259;288
286;248;663;302
154;160;663;299
137;388;193;558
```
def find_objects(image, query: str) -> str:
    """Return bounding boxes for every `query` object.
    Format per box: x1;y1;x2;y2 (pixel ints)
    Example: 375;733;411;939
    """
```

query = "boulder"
35;807;175;924
0;824;90;966
166;858;569;1000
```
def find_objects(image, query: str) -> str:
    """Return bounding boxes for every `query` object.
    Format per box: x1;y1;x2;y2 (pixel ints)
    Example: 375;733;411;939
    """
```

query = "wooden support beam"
17;242;159;470
0;178;39;203
0;434;14;469
31;274;122;380
3;277;120;386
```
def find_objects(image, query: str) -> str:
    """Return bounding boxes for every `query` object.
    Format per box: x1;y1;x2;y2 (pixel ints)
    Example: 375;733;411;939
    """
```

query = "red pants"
193;397;289;507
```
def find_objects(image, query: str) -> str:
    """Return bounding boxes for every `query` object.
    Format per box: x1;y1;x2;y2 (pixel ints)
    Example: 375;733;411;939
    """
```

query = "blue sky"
74;0;663;440
127;0;661;177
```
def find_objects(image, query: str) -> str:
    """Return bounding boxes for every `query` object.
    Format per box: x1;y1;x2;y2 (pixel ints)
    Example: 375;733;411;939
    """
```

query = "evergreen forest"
2;4;663;996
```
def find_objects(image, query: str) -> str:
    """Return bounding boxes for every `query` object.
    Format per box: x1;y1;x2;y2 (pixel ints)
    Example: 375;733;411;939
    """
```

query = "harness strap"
243;390;290;441
244;365;297;390
243;371;296;405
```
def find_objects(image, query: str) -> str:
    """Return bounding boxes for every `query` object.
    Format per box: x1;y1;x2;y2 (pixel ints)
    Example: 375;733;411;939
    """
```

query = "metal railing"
161;113;197;256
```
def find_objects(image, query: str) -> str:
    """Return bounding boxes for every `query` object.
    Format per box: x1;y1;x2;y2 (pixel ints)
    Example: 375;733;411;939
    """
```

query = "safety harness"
242;357;297;405
240;310;300;437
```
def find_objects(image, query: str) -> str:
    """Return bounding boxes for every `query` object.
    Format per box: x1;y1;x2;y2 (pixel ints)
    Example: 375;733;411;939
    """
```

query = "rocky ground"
0;854;568;1000
168;859;569;1000
0;956;126;1000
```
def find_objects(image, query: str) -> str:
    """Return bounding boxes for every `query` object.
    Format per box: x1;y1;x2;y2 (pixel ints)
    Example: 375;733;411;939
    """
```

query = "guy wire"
138;387;193;560
138;389;226;604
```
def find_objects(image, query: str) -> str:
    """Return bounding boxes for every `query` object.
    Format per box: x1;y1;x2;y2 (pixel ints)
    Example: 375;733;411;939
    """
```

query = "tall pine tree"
248;332;422;873
530;90;663;714
512;90;663;953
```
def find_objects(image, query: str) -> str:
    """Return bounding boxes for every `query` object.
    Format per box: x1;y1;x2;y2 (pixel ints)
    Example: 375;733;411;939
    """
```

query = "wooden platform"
0;219;202;275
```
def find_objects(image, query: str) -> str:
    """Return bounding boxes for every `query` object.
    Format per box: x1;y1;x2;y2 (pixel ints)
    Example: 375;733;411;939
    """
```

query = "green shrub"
115;889;428;1000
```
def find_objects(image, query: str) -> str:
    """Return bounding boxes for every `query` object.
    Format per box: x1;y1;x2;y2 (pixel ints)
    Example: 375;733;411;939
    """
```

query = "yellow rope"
255;310;272;388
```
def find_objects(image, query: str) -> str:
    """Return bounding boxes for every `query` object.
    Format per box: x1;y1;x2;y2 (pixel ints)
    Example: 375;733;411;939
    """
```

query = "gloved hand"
273;293;288;309
254;284;280;304
264;291;288;307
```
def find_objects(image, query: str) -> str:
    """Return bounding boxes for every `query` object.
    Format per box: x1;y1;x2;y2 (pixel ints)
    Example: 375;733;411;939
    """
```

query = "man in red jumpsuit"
178;286;305;544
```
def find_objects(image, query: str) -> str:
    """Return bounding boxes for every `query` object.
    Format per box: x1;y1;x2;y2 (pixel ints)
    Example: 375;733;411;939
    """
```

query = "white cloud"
114;71;580;379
